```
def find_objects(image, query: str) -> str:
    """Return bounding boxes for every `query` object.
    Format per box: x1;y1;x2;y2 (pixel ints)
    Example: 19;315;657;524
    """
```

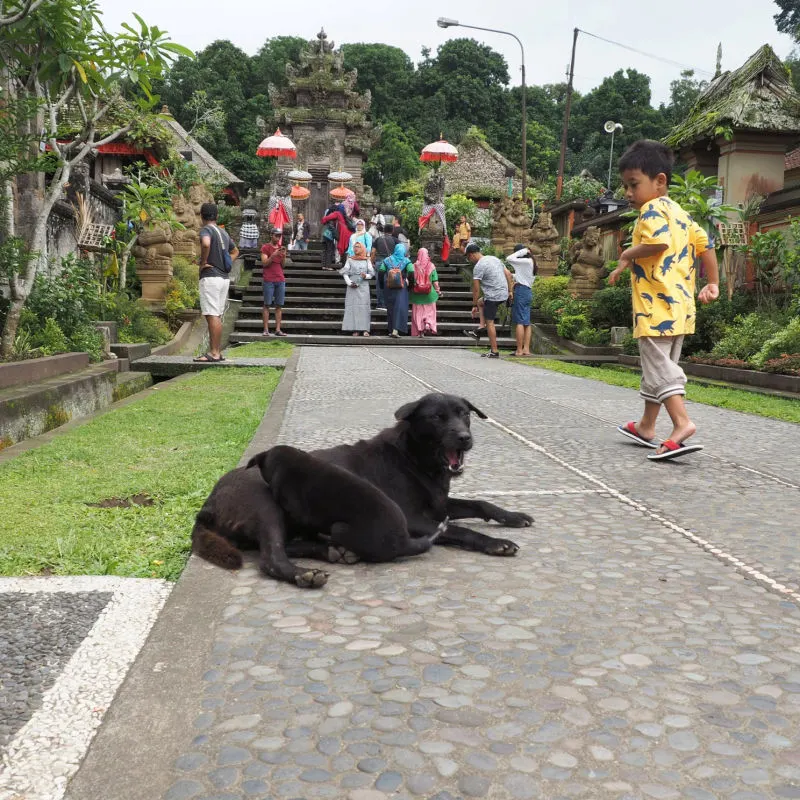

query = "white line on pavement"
0;577;172;800
368;349;800;607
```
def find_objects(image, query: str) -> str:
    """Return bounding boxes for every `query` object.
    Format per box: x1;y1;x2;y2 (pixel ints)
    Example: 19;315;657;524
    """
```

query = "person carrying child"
609;140;720;461
506;243;537;357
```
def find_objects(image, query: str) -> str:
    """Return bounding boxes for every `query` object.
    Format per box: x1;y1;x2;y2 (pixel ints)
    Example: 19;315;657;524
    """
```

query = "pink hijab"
343;191;356;217
414;247;433;275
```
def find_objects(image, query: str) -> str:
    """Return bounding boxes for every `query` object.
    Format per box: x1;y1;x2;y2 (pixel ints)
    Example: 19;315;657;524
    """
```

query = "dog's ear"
462;398;488;419
394;398;423;421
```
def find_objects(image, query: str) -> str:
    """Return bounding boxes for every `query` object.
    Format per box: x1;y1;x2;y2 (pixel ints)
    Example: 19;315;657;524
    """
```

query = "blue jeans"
294;240;308;251
374;259;386;307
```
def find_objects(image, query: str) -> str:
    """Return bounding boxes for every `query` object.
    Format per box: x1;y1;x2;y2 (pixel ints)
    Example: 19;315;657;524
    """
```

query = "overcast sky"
97;0;795;106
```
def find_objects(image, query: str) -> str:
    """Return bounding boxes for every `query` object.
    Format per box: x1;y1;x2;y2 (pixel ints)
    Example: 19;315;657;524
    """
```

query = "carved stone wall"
442;137;522;200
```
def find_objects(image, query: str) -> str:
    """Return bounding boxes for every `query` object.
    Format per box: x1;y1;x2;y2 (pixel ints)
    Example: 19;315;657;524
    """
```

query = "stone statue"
491;197;531;253
132;221;174;303
170;193;201;260
188;184;215;229
419;170;447;261
567;226;606;299
267;171;293;235
528;211;561;278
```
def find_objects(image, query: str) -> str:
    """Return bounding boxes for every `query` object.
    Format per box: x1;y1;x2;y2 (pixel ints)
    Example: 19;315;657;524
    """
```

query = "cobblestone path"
67;347;800;800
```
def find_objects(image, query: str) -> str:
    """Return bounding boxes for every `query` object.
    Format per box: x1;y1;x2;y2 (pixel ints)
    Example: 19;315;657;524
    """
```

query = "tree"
663;70;707;125
0;0;48;27
250;36;306;96
774;0;800;41
786;49;800;93
524;120;560;181
362;122;421;199
341;43;416;126
0;0;191;356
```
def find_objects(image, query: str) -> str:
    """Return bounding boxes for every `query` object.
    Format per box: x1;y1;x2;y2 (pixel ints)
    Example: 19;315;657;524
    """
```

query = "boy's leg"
478;298;486;328
515;323;524;355
262;282;273;334
637;336;691;448
486;321;498;352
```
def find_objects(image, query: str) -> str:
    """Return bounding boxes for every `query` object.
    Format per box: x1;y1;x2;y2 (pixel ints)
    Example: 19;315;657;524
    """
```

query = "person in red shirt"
261;229;287;337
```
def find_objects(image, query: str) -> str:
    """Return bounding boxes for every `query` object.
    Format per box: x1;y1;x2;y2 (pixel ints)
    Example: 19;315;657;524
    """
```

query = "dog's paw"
328;545;360;564
295;569;329;588
498;511;533;528
484;538;520;557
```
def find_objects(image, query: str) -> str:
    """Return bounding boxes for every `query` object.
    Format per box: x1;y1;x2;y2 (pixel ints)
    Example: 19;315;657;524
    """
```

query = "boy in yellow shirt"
609;140;720;461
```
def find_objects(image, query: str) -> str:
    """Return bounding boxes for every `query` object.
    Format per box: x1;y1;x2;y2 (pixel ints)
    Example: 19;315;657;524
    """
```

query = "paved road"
66;347;800;800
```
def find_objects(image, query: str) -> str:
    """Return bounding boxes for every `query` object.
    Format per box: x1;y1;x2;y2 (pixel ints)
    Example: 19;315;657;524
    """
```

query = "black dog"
192;393;532;587
248;445;444;562
191;467;330;588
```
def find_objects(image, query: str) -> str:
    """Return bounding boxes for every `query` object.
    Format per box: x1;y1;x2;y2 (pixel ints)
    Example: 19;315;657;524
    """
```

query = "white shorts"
638;335;686;403
199;277;230;317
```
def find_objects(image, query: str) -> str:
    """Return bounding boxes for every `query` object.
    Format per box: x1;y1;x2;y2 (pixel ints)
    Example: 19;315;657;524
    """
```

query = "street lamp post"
437;17;526;196
603;121;623;191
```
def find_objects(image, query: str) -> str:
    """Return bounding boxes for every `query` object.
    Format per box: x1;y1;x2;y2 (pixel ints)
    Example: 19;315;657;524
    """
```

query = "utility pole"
556;28;578;202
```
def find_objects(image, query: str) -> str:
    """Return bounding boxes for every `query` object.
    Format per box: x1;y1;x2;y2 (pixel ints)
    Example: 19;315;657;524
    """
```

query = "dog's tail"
191;509;243;570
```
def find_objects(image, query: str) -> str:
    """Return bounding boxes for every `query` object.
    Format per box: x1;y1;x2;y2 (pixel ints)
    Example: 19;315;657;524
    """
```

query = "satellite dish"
604;120;618;133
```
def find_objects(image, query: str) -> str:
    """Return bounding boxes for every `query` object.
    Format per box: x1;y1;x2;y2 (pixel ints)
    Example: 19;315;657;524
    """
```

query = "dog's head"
394;393;487;476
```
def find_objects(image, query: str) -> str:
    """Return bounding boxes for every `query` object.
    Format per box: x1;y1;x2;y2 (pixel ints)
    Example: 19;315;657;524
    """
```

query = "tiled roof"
786;147;800;171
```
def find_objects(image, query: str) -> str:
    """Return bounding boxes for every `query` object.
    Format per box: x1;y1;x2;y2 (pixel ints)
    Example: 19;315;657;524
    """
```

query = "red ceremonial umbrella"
420;139;458;164
256;128;297;159
329;185;352;200
290;185;310;200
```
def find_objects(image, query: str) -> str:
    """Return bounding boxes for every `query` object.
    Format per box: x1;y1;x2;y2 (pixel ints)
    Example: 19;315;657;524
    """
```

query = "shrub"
621;334;639;355
683;294;757;356
557;314;588;340
761;354;800;375
575;327;610;346
31;317;70;355
589;285;632;329
171;256;200;300
68;324;105;362
687;356;755;370
753;317;800;367
533;276;571;310
710;313;783;361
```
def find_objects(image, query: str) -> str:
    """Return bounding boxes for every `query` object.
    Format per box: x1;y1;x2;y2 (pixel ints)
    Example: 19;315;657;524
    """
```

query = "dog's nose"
458;432;472;447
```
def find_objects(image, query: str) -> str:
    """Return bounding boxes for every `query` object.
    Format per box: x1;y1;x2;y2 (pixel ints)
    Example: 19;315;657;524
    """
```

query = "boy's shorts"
263;281;286;307
482;298;504;322
199;276;230;317
638;335;686;403
511;285;532;326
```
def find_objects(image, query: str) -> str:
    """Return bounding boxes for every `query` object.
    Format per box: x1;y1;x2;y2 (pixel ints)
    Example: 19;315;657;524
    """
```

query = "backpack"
385;263;404;289
413;262;432;294
212;226;233;274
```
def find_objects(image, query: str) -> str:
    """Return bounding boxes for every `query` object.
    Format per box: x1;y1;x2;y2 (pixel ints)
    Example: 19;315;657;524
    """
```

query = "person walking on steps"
261;229;288;337
610;139;719;462
463;242;513;358
195;202;238;363
371;224;396;310
380;242;412;338
409;247;441;337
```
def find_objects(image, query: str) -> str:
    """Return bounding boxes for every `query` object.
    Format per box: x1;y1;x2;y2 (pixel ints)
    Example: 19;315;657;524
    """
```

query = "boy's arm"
471;278;481;310
697;249;720;303
608;243;668;284
504;267;515;298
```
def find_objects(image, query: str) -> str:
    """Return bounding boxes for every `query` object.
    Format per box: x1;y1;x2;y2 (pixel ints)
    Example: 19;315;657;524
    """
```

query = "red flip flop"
648;439;704;461
617;421;658;449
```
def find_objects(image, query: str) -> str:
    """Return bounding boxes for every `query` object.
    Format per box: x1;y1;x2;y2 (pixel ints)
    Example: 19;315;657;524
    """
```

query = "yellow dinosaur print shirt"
630;196;709;338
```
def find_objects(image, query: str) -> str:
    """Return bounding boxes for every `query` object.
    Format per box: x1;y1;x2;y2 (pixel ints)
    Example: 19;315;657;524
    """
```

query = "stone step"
246;276;469;291
236;306;476;320
234;318;509;336
229;333;518;347
238;294;476;308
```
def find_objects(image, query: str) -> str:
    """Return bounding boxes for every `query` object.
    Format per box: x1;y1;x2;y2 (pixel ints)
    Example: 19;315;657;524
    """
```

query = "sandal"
648;439;704;461
617;421;658;449
193;352;222;363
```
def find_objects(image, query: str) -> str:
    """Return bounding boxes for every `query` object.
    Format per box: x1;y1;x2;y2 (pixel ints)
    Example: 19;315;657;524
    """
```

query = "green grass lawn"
513;358;800;424
0;368;280;579
227;341;294;359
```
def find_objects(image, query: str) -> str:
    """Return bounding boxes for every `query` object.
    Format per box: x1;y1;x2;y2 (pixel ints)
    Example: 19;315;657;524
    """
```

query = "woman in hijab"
346;219;373;257
339;240;374;336
408;247;441;337
379;242;412;338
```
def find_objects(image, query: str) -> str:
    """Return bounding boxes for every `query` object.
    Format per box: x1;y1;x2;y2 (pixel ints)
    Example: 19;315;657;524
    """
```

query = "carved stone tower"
268;29;375;234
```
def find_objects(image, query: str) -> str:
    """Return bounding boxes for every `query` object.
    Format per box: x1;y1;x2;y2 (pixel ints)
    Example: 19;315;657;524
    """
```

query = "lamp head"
437;17;459;27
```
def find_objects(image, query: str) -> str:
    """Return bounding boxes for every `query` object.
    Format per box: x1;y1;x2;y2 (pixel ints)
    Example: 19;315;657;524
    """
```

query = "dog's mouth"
443;450;465;474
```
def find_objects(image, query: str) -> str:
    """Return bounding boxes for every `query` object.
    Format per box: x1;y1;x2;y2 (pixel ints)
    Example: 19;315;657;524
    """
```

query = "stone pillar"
716;133;793;207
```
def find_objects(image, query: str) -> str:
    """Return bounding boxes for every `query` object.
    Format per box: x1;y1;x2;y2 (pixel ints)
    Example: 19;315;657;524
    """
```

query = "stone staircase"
230;242;516;348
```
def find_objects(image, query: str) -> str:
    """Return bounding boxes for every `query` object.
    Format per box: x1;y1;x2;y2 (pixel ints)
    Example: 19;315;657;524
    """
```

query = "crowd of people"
241;191;537;344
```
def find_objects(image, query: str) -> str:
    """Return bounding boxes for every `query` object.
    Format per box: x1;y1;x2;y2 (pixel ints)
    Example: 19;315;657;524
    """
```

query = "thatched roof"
441;132;522;199
665;45;800;149
158;107;243;186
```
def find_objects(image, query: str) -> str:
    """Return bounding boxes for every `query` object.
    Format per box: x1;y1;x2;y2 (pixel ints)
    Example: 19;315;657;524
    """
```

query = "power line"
577;28;715;77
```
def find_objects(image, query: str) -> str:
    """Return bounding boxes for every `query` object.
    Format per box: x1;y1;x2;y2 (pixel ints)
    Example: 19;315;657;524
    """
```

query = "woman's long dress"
383;261;410;335
340;258;374;332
